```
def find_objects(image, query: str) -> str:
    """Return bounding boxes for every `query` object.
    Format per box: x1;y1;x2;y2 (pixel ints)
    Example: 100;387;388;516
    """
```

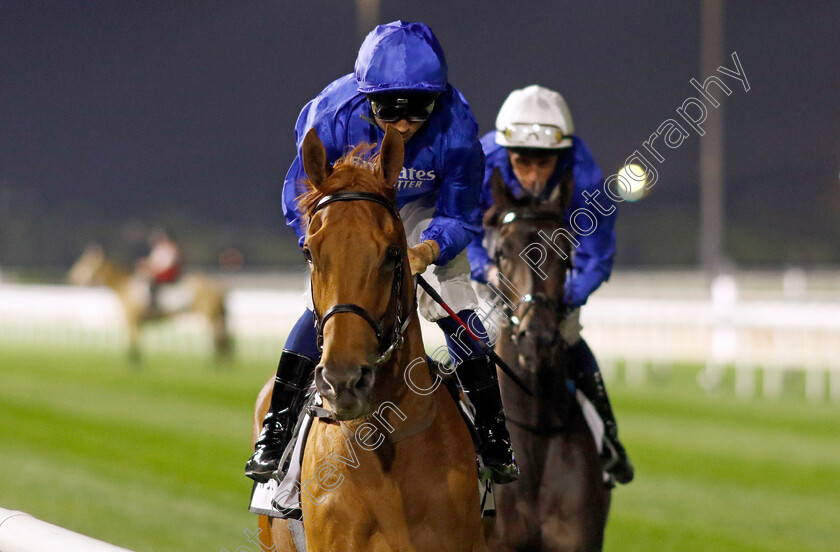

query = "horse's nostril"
316;364;373;399
314;364;333;396
355;366;374;394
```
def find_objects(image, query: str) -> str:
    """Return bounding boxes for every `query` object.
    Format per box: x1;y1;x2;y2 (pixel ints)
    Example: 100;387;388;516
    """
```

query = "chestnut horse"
482;170;610;551
68;245;229;362
255;126;486;551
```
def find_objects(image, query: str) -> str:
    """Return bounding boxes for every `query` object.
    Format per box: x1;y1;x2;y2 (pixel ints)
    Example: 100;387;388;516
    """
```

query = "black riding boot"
457;354;519;484
570;341;634;484
245;350;315;483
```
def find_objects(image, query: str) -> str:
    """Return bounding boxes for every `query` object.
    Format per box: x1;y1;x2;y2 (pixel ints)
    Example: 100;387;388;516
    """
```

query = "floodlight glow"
617;163;648;202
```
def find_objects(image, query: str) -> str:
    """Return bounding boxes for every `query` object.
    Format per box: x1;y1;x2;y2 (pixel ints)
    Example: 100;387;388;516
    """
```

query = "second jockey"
468;85;634;484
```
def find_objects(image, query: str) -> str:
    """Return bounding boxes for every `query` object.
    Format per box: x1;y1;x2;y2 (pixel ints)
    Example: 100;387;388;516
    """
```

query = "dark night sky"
1;1;838;267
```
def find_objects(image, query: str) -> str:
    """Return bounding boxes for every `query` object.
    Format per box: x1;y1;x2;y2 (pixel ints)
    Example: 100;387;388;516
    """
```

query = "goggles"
368;92;439;123
500;123;567;148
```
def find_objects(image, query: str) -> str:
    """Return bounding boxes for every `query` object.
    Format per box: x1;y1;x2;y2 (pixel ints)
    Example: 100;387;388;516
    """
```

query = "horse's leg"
481;515;495;544
266;518;299;551
187;277;230;363
258;515;273;548
211;311;231;365
539;414;607;552
488;427;544;552
127;319;141;367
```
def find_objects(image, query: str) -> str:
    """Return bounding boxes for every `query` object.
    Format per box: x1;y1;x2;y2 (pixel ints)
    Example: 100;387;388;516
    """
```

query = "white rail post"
805;368;825;402
830;369;840;403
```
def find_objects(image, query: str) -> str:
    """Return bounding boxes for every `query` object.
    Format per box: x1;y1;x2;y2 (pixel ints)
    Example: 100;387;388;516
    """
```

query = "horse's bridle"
307;192;414;367
493;209;572;336
494;207;575;433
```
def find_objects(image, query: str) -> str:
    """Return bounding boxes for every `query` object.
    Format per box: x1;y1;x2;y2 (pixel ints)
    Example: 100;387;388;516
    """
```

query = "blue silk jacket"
281;22;484;265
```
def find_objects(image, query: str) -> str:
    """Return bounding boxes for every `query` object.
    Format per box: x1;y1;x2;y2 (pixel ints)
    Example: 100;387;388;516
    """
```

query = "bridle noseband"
308;192;413;367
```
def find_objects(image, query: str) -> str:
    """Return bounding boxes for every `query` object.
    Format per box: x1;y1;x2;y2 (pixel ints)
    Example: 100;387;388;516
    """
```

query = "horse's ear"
302;128;333;188
490;168;515;211
85;243;104;258
483;169;515;228
379;125;404;187
549;170;575;209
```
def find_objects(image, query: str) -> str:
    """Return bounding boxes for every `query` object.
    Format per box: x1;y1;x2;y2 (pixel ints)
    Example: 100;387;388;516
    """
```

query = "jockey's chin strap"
308;192;413;368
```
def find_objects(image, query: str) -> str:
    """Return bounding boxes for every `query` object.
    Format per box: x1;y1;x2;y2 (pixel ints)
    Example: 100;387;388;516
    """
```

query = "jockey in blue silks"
246;21;519;485
467;85;634;484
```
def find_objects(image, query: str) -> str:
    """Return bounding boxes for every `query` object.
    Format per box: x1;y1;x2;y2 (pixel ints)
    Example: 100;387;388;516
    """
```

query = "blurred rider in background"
136;228;182;315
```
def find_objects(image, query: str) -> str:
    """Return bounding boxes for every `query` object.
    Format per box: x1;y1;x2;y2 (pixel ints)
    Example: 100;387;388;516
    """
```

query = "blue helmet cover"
355;20;448;93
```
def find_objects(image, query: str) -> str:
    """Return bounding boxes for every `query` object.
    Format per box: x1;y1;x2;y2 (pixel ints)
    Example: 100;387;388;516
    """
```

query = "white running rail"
0;508;134;552
1;277;839;401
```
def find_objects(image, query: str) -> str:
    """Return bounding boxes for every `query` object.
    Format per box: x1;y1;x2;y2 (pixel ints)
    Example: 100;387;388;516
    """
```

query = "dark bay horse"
256;126;486;551
482;170;610;551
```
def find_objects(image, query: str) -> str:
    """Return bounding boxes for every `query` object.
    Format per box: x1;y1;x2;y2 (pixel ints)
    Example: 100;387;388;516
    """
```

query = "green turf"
1;347;838;551
603;367;840;551
0;347;265;551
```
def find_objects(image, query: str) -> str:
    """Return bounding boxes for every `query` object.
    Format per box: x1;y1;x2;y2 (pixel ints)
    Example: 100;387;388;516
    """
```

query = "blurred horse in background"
68;244;230;363
482;170;610;551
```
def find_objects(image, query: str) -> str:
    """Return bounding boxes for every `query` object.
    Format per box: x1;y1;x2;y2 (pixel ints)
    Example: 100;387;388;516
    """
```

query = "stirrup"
601;437;634;484
476;423;519;485
479;455;519;485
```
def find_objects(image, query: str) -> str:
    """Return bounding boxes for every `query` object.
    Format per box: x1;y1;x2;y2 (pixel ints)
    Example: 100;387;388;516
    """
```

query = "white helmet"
495;85;574;149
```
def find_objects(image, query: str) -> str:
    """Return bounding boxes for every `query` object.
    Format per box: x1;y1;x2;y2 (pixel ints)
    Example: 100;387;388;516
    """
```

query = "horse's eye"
302;247;313;263
497;240;511;257
386;246;401;261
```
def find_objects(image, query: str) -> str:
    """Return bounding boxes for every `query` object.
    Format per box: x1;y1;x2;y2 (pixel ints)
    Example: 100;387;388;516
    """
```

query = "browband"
312;192;400;219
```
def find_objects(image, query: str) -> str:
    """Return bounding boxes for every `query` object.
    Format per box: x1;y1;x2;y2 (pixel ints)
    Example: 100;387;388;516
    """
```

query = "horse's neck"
498;322;572;428
101;261;132;291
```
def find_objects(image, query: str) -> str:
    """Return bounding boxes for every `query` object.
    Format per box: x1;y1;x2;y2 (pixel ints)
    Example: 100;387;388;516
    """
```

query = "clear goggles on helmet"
501;123;567;148
368;92;439;123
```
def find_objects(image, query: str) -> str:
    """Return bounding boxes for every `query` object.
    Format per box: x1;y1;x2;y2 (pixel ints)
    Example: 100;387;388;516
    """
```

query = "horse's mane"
298;143;397;216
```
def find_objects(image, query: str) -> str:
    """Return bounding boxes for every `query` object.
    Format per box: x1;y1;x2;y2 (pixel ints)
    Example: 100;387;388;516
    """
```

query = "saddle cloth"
155;281;195;313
